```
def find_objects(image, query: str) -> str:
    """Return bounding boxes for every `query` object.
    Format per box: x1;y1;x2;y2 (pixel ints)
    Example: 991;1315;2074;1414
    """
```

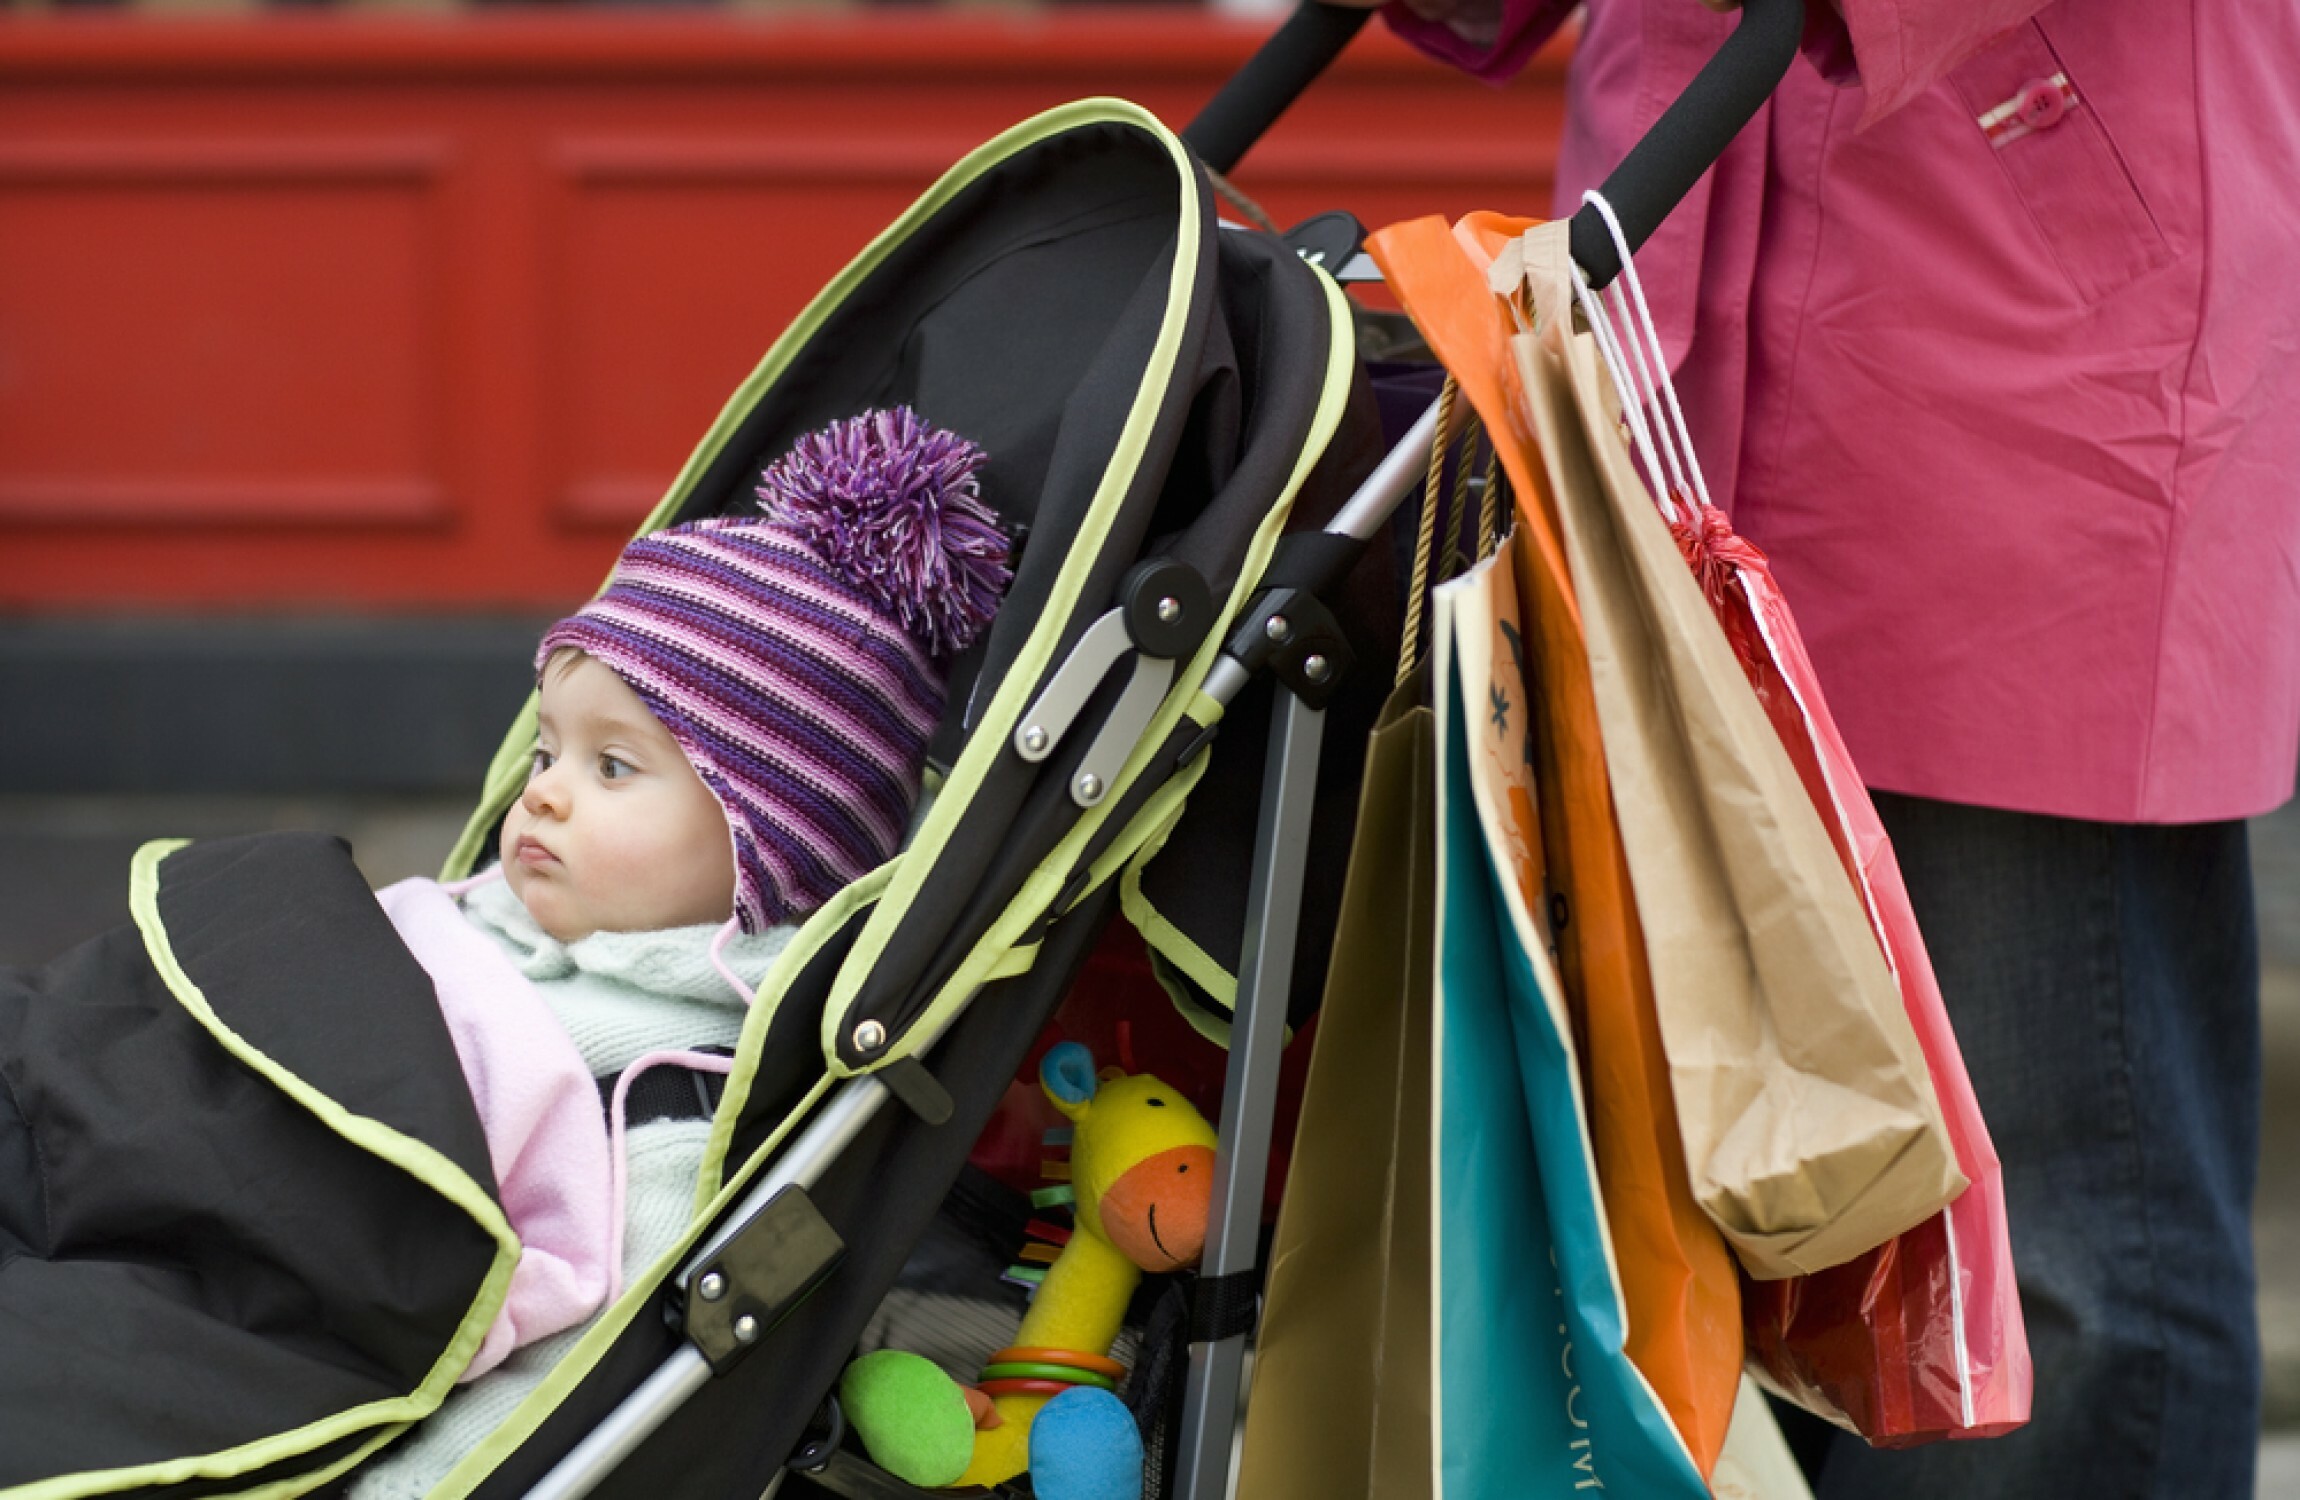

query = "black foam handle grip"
1568;0;1806;288
1183;2;1374;176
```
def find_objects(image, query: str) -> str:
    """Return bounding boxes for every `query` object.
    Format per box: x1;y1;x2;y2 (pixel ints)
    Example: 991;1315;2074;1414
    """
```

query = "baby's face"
499;650;736;942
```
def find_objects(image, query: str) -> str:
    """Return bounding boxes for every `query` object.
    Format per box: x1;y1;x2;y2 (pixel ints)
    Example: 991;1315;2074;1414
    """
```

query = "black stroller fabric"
0;834;508;1495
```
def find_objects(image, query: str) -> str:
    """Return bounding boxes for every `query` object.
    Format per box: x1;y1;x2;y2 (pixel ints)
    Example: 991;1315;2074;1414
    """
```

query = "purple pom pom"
754;407;1013;657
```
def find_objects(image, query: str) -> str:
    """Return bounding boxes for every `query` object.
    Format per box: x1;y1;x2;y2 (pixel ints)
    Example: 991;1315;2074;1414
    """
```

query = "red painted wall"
0;14;1567;612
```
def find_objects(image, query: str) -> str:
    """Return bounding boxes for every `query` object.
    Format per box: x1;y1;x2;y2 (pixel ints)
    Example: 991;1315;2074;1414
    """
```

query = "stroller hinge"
1014;559;1214;808
679;1185;847;1376
1222;586;1354;710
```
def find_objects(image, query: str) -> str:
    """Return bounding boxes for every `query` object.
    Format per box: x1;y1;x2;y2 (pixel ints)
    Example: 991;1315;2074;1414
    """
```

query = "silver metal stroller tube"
1172;688;1326;1500
524;1073;896;1500
1327;396;1442;546
1168;397;1439;1499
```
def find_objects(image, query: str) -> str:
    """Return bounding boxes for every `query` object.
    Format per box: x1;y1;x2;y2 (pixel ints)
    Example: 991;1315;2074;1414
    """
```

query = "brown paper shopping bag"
1504;220;1962;1280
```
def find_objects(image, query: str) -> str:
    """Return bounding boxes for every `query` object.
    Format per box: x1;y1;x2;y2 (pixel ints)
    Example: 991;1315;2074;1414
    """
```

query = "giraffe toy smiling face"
1042;1044;1218;1274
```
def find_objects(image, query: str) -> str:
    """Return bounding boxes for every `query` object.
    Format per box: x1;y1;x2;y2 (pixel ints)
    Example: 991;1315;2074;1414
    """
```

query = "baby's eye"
529;748;556;776
599;753;633;781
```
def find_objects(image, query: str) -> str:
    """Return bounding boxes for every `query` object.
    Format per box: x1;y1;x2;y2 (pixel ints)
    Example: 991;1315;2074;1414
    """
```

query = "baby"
352;407;1012;1496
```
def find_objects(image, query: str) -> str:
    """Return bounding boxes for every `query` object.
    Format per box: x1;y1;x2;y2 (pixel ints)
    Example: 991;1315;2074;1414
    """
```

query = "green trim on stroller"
810;96;1206;1069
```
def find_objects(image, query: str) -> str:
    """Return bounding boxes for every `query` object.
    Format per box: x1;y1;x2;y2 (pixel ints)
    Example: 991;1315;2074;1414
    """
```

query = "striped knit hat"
538;408;1012;932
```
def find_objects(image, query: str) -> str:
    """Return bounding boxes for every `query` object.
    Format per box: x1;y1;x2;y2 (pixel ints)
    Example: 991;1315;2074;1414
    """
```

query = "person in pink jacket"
1353;0;2299;1494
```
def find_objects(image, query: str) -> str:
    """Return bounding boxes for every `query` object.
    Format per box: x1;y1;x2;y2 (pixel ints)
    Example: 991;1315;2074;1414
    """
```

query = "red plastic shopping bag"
1694;522;2031;1443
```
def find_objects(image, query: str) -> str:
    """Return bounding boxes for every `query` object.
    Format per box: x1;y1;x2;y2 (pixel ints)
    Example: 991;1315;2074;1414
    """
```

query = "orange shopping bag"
1367;213;1742;1478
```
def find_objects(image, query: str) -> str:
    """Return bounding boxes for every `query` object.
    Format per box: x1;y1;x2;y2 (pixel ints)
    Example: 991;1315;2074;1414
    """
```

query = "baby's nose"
522;768;567;816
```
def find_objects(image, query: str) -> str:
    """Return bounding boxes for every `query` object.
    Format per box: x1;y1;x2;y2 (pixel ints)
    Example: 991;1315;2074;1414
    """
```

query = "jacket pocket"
1947;21;2173;304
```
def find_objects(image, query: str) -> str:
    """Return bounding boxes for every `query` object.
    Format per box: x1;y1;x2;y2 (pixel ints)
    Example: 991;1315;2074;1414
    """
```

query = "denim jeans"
1805;793;2263;1499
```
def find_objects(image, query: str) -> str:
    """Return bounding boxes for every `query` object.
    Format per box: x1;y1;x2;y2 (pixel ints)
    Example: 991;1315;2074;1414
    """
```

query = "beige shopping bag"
1505;221;1962;1279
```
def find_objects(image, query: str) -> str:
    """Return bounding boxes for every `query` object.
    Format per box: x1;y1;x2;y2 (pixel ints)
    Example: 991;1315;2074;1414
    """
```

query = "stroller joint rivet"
679;1184;846;1377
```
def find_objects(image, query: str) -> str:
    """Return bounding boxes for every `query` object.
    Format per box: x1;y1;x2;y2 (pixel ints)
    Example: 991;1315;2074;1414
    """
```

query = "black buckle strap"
598;1045;732;1127
1187;1268;1261;1345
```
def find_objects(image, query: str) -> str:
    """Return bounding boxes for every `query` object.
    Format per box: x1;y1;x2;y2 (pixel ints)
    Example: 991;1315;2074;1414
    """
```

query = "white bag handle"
1574;190;1717;519
1570;255;1685;525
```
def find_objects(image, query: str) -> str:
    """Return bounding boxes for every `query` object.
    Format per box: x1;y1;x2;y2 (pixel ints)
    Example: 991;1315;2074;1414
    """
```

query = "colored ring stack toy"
977;1345;1128;1401
977;1378;1078;1399
979;1362;1117;1391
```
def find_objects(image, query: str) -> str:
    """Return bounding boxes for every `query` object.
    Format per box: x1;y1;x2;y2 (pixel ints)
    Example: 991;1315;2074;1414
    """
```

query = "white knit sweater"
349;876;794;1500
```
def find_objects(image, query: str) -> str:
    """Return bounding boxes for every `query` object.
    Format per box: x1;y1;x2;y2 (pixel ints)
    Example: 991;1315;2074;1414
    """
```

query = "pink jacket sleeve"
375;878;615;1382
1376;0;1576;84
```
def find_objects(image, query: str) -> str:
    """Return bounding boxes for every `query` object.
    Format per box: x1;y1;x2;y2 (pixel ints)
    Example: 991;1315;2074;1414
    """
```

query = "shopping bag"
1500;219;1965;1280
1236;664;1436;1500
1678;494;2029;1443
1711;1374;1820;1500
1503;215;2029;1439
1430;545;1712;1500
1368;213;1742;1477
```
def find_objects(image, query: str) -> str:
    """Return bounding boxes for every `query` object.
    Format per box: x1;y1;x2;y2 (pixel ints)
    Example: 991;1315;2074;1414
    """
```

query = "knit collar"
459;871;793;1002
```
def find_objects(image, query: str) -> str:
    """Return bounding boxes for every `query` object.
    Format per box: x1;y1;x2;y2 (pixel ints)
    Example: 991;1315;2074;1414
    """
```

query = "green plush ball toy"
838;1350;979;1487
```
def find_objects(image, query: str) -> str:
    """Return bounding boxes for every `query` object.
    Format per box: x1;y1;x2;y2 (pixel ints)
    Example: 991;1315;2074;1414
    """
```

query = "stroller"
0;4;1800;1496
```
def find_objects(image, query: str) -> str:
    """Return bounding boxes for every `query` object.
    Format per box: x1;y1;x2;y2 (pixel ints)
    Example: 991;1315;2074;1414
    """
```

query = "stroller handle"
1570;0;1805;287
1183;2;1374;175
1182;0;1807;289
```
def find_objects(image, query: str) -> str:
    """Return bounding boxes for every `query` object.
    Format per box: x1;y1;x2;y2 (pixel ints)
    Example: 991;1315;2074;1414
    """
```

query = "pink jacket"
1386;0;2300;822
374;878;615;1382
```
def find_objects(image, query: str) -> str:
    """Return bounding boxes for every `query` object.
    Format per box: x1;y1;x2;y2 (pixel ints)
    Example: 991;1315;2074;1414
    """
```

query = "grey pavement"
2265;1432;2300;1500
2;787;2297;1490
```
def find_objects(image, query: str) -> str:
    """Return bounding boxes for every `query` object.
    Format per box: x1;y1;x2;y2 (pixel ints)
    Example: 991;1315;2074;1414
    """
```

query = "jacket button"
2016;77;2069;130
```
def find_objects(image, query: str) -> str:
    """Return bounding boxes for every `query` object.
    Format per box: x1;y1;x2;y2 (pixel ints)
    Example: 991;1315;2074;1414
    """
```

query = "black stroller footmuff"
0;833;513;1493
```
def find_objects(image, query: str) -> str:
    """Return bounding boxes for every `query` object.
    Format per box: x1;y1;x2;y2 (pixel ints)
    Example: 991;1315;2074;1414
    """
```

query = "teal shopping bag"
1429;550;1710;1500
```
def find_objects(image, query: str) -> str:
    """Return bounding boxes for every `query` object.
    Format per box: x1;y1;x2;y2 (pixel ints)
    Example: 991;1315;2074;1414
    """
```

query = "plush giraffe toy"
841;1041;1218;1499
